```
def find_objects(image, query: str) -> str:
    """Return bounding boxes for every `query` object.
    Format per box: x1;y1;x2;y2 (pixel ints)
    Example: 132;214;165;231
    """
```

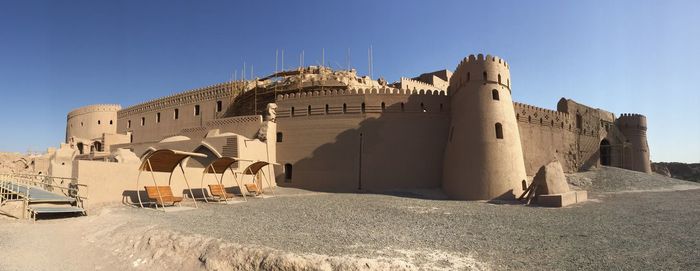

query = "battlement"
276;86;446;101
513;101;573;130
450;53;511;93
513;102;570;119
398;77;444;91
619;113;646;118
455;54;510;71
118;81;239;118
616;113;647;130
67;104;122;118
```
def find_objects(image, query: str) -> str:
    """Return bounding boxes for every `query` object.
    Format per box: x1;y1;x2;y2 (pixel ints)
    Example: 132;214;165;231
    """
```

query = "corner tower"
66;104;121;142
442;54;527;200
615;113;651;173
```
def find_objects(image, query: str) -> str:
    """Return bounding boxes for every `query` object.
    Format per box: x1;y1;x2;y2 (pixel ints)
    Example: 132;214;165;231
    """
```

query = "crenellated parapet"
118;81;240;118
449;54;511;95
513;102;573;129
398;77;445;91
616;113;647;130
276;87;446;101
67;104;121;119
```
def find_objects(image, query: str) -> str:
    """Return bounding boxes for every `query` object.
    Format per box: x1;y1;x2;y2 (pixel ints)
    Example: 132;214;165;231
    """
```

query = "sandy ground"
1;167;699;270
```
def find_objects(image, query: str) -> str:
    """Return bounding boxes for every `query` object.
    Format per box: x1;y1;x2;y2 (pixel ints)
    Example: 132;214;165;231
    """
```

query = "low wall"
72;160;276;207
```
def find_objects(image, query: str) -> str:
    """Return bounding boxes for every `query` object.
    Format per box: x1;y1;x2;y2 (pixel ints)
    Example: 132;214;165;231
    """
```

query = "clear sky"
0;0;698;162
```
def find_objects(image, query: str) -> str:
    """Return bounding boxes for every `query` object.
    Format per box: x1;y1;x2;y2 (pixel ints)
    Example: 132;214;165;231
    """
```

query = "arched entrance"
600;139;611;166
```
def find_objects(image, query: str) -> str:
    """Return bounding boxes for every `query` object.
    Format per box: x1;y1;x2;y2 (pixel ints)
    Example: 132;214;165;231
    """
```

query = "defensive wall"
274;87;450;192
117;82;237;144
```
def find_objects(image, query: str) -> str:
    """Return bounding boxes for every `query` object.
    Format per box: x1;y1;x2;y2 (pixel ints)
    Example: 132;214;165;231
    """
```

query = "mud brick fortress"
48;53;651;202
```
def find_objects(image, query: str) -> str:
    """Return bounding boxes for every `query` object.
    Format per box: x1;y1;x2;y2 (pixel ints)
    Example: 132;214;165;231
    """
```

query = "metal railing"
0;173;88;211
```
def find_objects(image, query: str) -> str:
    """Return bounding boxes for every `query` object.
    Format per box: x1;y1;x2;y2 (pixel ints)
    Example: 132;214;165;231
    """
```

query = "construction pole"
370;45;374;79
281;50;285;72
322;48;325;68
368;47;371;79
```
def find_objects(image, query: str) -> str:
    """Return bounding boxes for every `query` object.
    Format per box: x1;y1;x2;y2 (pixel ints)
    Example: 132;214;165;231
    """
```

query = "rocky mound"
652;162;700;183
566;166;700;193
0;152;37;174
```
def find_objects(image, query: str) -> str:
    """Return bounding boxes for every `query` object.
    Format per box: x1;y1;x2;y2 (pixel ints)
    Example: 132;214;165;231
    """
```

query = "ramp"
0;181;76;204
0;174;88;220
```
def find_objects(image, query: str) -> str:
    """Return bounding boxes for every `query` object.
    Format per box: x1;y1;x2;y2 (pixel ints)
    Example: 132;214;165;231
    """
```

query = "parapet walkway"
0;175;87;220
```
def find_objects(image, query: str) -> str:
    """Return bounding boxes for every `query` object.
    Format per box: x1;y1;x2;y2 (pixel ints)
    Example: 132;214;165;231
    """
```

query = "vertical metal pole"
180;163;198;208
147;159;163;210
200;167;209;203
231;166;246;201
358;132;363;190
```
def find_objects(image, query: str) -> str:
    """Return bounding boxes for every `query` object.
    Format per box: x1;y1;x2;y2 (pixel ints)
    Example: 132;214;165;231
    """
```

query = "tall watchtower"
615;113;651;173
442;54;527;200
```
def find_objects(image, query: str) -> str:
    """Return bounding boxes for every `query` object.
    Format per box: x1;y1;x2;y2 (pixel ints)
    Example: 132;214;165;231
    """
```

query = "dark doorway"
284;163;293;182
600;139;611;166
76;142;84;154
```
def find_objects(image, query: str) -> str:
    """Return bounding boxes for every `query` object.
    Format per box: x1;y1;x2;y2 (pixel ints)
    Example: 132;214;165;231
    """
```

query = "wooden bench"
207;184;236;200
144;186;183;206
244;183;262;196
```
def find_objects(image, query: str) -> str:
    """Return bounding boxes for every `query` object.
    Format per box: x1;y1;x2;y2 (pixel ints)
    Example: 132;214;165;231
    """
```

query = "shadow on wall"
278;94;450;200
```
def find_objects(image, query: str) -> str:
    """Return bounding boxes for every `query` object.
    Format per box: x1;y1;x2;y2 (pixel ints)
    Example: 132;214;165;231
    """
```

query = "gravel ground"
107;167;700;270
1;167;699;270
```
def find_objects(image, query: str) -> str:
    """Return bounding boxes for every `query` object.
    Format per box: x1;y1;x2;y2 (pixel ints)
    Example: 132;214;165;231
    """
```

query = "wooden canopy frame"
239;161;278;197
135;149;206;210
198;157;252;203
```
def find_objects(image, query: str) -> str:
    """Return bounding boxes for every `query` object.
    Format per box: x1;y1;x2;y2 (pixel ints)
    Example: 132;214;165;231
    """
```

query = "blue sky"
0;0;698;162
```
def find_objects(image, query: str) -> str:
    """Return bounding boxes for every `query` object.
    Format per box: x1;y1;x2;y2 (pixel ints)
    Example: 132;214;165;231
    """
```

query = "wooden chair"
144;186;183;207
207;184;236;201
244;183;262;196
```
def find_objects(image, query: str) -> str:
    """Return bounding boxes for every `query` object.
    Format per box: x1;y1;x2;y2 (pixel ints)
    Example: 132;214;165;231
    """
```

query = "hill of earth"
0;152;38;174
652;162;700;183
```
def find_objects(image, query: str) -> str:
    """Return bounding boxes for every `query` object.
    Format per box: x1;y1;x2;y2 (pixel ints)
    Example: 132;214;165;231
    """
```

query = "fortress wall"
516;99;623;175
66;104;121;142
514;102;576;175
275;89;449;192
117;83;236;144
205;115;263;140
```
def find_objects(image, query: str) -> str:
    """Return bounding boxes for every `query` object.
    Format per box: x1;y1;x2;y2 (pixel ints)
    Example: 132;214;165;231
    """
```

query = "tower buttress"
616;113;651;173
442;54;527;200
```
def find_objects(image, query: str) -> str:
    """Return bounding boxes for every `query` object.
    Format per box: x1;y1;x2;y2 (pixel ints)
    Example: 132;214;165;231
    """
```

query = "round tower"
66;104;121;142
615;113;651;173
442;54;527;200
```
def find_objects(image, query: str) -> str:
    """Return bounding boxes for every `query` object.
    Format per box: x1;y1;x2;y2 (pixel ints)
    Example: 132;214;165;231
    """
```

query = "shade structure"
135;149;207;210
239;161;278;197
198;157;251;203
139;149;207;173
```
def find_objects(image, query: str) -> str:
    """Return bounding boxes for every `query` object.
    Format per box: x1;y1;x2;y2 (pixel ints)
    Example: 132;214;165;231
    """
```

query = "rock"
533;161;570;195
651;163;671;177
